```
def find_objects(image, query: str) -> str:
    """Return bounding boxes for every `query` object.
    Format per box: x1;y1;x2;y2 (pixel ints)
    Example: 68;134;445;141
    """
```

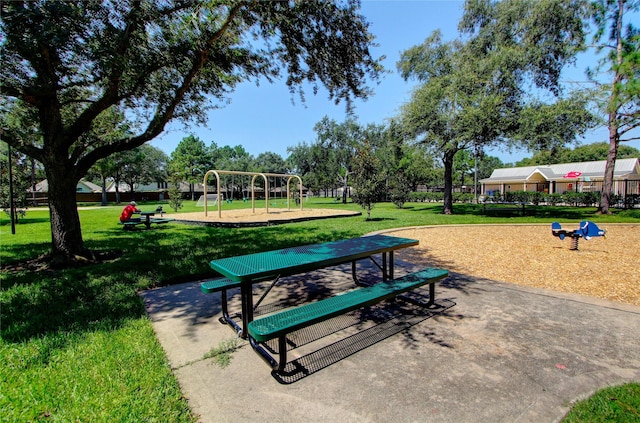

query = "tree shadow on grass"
1;224;361;349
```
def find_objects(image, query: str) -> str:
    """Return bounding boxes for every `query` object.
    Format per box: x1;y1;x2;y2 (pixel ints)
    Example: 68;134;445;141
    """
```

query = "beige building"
480;158;640;196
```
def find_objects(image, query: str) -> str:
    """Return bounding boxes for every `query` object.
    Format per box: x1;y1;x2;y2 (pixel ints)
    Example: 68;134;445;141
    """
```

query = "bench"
246;267;448;371
200;278;242;293
119;217;174;230
148;218;174;225
120;220;144;230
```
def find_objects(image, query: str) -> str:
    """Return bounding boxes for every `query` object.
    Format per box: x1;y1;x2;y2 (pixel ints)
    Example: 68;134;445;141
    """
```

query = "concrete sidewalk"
140;261;640;423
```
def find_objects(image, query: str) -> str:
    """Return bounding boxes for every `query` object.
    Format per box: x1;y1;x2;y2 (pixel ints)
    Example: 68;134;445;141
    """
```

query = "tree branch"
139;2;248;140
76;3;250;176
0;127;45;162
64;1;145;146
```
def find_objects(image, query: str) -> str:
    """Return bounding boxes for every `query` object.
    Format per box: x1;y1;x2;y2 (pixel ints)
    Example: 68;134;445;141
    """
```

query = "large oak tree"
0;0;382;265
398;0;593;214
398;30;522;214
461;0;639;214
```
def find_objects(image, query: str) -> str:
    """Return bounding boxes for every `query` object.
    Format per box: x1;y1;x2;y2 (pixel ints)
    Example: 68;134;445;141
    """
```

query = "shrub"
409;192;445;202
453;193;474;203
545;193;563;206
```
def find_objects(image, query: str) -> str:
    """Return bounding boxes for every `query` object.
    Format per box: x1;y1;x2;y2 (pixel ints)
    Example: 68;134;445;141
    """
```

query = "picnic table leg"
427;281;435;307
253;275;281;310
351;252;395;285
218;289;243;336
240;284;253;339
382;252;389;281
351;261;360;285
397;280;437;309
277;336;287;371
351;260;370;286
248;336;281;370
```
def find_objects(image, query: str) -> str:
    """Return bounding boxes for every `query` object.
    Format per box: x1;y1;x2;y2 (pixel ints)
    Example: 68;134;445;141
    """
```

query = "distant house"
480;158;640;196
34;178;102;194
29;179;103;205
33;179;170;203
105;181;171;193
32;175;308;203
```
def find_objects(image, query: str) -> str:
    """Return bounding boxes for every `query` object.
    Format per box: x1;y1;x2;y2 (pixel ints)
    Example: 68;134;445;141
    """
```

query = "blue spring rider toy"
551;221;606;250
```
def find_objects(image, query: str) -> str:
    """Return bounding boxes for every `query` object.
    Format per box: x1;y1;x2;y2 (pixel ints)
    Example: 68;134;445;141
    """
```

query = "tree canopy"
398;29;522;213
397;0;596;214
516;141;640;166
351;140;385;220
0;0;383;265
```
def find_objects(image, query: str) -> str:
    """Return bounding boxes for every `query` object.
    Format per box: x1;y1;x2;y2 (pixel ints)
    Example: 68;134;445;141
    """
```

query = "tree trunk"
599;0;624;215
115;181;121;204
599;121;619;214
101;176;108;206
442;150;455;215
46;168;92;264
339;174;349;203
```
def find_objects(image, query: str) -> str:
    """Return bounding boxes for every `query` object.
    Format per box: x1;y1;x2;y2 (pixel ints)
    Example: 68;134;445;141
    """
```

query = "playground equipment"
202;170;303;218
551;221;606;250
196;193;223;208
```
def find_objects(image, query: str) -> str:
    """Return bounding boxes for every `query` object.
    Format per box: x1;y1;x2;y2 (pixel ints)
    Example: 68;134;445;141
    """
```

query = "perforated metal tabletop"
209;234;419;282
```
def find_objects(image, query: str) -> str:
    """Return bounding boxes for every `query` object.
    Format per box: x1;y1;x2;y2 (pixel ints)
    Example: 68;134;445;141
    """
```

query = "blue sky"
151;0;639;165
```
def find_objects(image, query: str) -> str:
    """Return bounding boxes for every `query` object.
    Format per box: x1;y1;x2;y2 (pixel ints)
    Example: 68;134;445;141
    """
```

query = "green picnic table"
207;234;419;338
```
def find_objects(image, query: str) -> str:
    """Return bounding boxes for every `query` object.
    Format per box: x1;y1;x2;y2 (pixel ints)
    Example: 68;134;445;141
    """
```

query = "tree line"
4;128;638;219
2;0;638;266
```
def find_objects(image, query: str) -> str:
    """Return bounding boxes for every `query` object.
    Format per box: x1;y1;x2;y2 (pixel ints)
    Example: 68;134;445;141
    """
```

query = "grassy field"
1;199;639;421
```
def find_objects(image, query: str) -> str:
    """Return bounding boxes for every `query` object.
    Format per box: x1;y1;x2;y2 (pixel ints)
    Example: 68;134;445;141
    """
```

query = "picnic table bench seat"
247;267;448;371
148;217;174;224
118;217;174;230
120;220;144;228
200;278;242;293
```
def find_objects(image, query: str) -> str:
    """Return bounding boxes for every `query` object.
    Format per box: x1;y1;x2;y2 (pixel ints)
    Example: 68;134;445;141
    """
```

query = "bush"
562;191;582;206
617;194;640;209
409;192;444;202
168;175;184;212
453;193;474;203
495;190;604;207
388;174;411;209
582;191;600;207
545;193;563;206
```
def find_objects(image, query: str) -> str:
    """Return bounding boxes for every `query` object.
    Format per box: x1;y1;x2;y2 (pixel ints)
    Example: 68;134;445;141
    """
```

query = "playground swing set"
200;170;303;218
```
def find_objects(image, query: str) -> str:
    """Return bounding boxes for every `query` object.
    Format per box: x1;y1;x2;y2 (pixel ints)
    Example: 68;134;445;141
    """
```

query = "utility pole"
8;144;16;234
473;143;479;204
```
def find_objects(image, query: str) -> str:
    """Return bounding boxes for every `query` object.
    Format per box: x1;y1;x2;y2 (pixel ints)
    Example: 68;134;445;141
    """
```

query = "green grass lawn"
1;199;639;421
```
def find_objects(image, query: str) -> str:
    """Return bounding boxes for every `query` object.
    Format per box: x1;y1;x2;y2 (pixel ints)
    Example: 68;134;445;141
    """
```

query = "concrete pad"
140;261;640;423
